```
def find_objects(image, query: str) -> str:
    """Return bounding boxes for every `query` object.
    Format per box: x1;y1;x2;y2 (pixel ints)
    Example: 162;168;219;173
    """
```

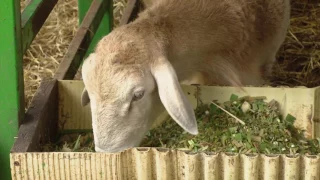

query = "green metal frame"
0;0;113;179
78;0;113;60
0;1;24;179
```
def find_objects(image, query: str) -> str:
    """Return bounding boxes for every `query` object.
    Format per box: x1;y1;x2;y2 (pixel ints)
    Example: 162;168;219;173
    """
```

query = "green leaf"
229;127;238;133
252;103;258;111
209;103;219;114
245;142;252;149
234;133;242;141
260;142;267;150
285;114;296;124
221;135;227;146
230;94;239;101
258;103;264;111
247;133;252;143
145;131;151;136
188;140;195;146
73;135;81;151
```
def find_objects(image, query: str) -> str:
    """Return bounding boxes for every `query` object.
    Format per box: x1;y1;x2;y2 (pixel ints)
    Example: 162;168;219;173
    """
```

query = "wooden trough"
10;0;320;179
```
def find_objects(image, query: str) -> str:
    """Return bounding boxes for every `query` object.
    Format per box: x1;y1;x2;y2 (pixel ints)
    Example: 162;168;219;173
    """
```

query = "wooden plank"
11;80;59;153
57;80;92;131
53;0;110;80
10;150;320;180
21;0;58;54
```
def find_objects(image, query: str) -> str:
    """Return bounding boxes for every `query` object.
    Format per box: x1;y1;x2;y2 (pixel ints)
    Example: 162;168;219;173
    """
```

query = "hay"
21;0;319;110
272;1;320;87
21;0;78;109
20;0;127;109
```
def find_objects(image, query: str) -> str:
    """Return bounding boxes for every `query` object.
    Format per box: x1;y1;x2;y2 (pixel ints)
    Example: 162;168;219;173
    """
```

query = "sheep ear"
81;88;90;106
151;57;198;135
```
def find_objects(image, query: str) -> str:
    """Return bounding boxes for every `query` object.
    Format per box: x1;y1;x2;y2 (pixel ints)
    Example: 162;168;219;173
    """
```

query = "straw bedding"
271;1;320;87
20;0;127;109
20;0;319;109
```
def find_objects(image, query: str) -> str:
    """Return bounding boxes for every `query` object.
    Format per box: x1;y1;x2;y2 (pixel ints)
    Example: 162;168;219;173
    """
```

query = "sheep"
81;0;290;153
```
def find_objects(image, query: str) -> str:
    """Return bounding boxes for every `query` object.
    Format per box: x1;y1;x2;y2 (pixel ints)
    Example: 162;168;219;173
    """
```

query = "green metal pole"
0;0;24;179
78;0;113;60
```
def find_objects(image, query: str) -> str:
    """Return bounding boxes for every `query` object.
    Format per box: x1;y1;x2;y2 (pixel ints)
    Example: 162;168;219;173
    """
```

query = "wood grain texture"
10;149;320;180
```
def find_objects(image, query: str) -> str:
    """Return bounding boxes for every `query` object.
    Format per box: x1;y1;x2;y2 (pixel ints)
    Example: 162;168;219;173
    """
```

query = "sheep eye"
132;90;145;101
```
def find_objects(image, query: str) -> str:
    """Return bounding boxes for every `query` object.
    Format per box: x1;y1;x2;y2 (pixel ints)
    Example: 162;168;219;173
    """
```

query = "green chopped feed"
140;95;320;155
42;132;95;152
44;95;320;155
